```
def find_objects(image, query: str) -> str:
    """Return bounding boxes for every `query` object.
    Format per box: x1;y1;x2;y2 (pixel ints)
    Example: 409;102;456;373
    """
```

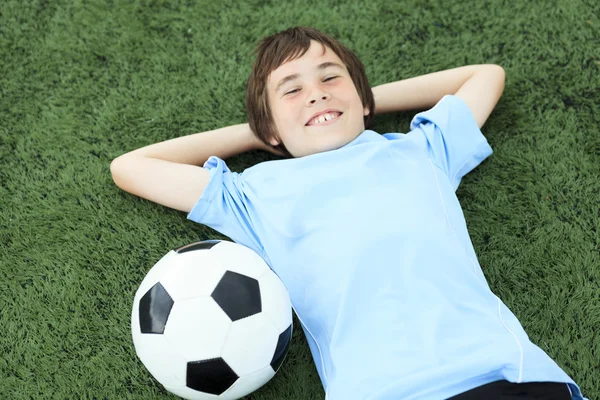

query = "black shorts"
448;380;572;400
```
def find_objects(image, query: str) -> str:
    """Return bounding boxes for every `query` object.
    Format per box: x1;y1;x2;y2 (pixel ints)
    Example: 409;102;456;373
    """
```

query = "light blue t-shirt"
187;95;586;400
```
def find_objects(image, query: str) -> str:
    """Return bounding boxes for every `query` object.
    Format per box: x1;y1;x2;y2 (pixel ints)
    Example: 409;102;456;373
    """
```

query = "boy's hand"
253;137;287;157
246;124;286;157
264;144;287;157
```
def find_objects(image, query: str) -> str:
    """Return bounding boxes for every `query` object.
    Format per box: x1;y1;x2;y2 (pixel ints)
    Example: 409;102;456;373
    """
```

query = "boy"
111;26;587;399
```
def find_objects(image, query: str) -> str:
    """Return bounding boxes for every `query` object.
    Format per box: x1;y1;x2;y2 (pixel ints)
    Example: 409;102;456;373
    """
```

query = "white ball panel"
160;251;225;301
221;365;276;400
221;313;278;376
133;251;177;303
165;297;231;362
210;241;269;279
132;333;187;389
259;270;293;333
164;384;220;400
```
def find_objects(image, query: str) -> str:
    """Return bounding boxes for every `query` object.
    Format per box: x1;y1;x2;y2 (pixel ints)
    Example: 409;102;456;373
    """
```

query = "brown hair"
245;26;375;158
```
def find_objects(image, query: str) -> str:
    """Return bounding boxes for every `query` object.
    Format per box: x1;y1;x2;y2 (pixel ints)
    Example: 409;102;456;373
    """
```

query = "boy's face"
266;40;370;158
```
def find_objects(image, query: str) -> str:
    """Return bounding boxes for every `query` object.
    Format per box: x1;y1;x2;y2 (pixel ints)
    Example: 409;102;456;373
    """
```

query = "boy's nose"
308;92;331;105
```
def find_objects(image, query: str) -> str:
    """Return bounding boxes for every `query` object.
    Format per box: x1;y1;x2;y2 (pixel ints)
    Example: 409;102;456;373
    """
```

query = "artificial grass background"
1;0;599;398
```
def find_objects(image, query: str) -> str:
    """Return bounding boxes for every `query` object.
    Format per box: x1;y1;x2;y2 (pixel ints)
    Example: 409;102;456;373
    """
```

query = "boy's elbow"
110;156;129;188
110;156;123;173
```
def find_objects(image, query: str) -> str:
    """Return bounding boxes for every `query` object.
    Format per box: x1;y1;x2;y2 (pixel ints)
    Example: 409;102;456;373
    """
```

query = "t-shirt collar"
340;129;381;149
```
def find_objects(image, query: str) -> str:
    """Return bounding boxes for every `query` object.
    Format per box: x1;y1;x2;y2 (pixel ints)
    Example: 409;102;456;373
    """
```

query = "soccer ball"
131;240;293;400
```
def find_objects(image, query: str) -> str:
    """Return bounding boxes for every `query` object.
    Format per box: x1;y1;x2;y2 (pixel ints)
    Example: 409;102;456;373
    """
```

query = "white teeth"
310;112;339;125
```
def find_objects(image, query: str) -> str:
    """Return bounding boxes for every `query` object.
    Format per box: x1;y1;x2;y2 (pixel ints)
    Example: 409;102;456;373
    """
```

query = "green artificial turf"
1;0;599;398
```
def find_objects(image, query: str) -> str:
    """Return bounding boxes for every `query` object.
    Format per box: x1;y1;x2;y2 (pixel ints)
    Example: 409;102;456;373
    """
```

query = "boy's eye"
284;76;339;96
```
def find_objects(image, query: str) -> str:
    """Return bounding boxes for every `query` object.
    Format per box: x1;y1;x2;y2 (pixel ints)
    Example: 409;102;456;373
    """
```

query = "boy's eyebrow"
274;61;344;93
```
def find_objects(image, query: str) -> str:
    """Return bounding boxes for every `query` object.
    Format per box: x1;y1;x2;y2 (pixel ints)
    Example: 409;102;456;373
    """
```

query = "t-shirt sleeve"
407;94;493;191
186;156;265;257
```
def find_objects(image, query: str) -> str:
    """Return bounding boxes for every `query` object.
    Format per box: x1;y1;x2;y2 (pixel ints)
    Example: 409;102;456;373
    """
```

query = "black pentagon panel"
211;271;261;321
271;323;292;371
139;282;174;334
175;240;221;254
186;358;238;395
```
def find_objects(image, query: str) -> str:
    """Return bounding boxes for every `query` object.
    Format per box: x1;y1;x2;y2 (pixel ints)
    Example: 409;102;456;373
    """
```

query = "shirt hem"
432;365;585;400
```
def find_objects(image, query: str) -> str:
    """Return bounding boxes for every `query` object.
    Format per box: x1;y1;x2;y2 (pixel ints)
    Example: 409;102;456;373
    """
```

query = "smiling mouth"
306;112;343;127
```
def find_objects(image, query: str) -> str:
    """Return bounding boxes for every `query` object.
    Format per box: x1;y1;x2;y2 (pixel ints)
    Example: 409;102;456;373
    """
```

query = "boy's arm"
110;123;279;213
371;64;505;128
113;123;270;165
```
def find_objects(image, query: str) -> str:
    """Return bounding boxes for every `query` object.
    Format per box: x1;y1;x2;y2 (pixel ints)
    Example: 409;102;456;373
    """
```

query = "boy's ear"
268;136;281;146
364;106;370;116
